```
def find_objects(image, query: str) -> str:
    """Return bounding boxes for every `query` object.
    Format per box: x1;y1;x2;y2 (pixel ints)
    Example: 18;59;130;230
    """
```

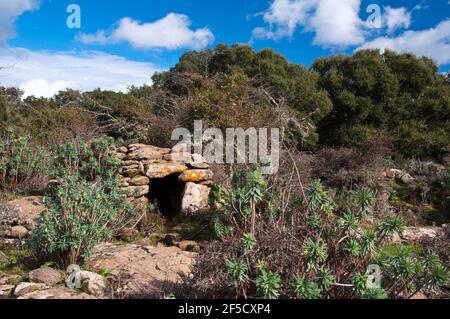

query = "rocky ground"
0;196;202;299
0;164;448;299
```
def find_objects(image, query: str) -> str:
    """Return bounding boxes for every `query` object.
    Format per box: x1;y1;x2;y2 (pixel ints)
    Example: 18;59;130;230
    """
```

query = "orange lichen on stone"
179;169;214;182
146;162;188;179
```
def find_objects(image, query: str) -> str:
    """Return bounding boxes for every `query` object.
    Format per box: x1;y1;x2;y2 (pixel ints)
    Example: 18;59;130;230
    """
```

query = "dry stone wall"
116;144;213;215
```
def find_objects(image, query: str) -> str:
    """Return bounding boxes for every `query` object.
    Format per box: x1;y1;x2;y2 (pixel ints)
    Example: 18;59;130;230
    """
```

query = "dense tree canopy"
1;44;449;160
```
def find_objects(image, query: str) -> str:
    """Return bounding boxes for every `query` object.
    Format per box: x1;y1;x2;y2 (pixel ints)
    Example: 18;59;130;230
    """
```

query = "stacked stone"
116;144;213;214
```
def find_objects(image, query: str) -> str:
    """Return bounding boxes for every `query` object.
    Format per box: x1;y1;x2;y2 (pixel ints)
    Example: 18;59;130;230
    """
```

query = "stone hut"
115;144;213;217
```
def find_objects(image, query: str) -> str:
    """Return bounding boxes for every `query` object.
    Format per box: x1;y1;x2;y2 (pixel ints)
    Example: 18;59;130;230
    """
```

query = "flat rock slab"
89;243;197;299
17;286;96;299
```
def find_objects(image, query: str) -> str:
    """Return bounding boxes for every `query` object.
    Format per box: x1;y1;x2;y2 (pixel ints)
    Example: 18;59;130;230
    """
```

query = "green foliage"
363;288;389;299
303;238;328;270
351;272;369;296
255;267;281;299
52;136;120;181
30;136;139;267
31;176;141;266
0;129;50;193
226;258;247;286
313;49;450;159
292;275;322;299
194;167;448;299
242;233;257;253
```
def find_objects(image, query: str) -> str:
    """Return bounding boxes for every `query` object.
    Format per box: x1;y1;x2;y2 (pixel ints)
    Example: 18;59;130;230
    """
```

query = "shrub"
0;130;50;193
31;177;141;266
183;166;448;299
30;136;140;266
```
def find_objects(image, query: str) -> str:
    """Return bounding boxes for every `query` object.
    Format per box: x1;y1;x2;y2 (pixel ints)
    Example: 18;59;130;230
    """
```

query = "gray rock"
29;268;63;286
0;285;15;299
78;271;109;298
9;226;29;238
14;282;48;297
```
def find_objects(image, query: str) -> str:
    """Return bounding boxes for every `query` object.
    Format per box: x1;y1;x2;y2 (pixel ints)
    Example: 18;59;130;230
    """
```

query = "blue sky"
0;0;449;97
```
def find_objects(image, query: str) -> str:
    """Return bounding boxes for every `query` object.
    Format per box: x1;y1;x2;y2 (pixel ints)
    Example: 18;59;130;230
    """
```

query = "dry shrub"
312;141;390;190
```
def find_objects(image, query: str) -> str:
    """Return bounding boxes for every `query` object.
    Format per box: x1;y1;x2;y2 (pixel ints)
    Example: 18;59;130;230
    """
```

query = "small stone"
122;168;140;178
0;273;22;286
138;161;145;173
187;156;210;169
28;268;63;286
163;233;181;247
119;228;139;242
14;283;48;297
120;177;131;187
127;148;163;161
117;146;128;154
163;152;191;162
179;169;213;183
122;185;150;198
129;176;150;186
9;226;29;238
123;160;140;166
0;285;15;299
116;153;126;160
129;196;149;210
178;240;201;253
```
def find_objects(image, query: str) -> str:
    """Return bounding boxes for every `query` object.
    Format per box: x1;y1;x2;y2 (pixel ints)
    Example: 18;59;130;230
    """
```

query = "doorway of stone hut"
148;173;186;219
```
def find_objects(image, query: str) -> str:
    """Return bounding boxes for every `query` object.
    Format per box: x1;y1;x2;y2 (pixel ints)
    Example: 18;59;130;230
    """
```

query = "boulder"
402;227;441;242
2;196;44;231
146;162;188;179
78;271;109;298
181;182;211;214
28;268;63;286
117;146;128;154
179;169;213;183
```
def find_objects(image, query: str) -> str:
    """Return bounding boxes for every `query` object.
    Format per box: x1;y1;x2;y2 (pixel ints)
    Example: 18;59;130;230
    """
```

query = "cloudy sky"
0;0;449;98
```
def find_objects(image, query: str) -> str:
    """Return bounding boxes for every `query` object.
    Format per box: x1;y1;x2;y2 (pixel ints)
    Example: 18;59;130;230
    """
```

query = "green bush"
0;129;50;193
186;166;448;299
31;176;140;267
30;136;140;266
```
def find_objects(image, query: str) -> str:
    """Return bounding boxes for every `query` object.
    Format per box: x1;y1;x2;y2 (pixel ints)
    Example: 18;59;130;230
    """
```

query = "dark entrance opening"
148;174;186;219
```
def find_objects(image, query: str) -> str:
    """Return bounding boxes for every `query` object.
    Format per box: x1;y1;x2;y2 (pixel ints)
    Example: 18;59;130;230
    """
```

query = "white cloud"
252;0;364;47
78;13;214;50
310;0;363;46
383;6;411;33
358;19;450;65
0;48;162;98
0;0;40;44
